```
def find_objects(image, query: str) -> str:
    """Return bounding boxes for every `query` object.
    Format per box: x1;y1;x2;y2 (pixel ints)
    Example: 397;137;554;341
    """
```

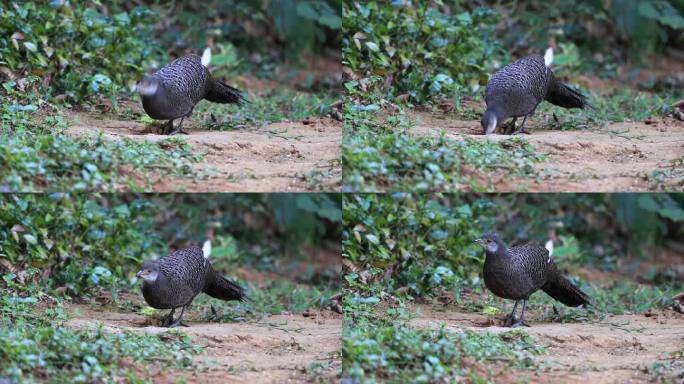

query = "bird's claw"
167;127;190;135
167;321;190;328
500;314;518;327
510;321;531;328
511;128;530;135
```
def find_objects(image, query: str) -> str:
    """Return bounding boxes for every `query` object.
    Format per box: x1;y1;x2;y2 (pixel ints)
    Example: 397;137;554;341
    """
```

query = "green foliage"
0;323;201;383
486;0;684;66
343;193;495;296
649;156;684;191
343;324;543;382
0;194;161;296
193;279;339;322
647;348;684;383
612;0;684;54
342;108;545;192
196;88;338;130
343;1;498;103
0;109;201;191
148;0;340;70
0;2;159;104
270;0;342;55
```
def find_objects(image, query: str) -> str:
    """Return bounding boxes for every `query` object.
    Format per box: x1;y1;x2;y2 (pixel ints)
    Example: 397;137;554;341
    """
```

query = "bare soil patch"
66;304;341;383
410;111;684;192
65;112;342;192
409;303;684;383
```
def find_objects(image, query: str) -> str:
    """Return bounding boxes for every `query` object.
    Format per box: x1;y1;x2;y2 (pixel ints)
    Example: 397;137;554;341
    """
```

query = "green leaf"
366;234;380;244
365;42;380;52
23;42;37;52
23;234;38;245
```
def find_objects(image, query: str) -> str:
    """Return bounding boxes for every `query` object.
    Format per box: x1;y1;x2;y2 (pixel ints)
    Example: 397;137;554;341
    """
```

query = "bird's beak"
474;238;483;244
136;270;143;278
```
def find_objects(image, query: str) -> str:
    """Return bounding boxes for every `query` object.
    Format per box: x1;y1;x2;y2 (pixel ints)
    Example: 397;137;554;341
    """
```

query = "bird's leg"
511;299;531;328
502;300;520;327
511;115;531;135
159;120;174;135
167;305;190;328
501;118;517;135
160;308;175;327
167;117;189;135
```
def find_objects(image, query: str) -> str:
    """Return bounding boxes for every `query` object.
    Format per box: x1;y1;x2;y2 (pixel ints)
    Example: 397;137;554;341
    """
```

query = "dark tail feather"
204;269;248;302
546;80;591;110
204;78;247;105
542;274;591;307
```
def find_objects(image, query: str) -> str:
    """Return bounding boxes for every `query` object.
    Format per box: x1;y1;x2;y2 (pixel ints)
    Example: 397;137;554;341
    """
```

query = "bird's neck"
485;244;509;264
143;270;166;289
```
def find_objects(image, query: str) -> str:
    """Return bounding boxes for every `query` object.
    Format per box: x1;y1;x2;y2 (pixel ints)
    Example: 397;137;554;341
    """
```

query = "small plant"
0;2;160;104
343;1;499;103
343;323;544;382
343;107;545;192
0;323;202;382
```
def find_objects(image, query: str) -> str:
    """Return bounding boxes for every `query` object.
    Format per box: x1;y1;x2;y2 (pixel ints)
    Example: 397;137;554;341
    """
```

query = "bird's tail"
204;78;247;105
204;267;248;302
541;273;591;307
546;80;592;110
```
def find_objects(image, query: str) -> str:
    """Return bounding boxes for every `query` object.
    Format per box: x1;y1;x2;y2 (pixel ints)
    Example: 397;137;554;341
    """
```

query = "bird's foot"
158;121;174;135
160;315;174;327
510;320;531;328
167;127;190;135
167;320;190;328
511;127;531;135
501;121;516;135
501;315;517;327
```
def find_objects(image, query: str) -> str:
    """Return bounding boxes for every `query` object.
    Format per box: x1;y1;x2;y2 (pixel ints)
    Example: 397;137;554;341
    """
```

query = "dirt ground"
409;303;684;383
66;303;341;383
410;111;684;192
65;111;342;192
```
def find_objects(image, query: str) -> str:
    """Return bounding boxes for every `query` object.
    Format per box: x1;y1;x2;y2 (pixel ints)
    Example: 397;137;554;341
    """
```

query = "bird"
481;49;591;135
137;49;246;135
474;232;590;327
136;242;247;327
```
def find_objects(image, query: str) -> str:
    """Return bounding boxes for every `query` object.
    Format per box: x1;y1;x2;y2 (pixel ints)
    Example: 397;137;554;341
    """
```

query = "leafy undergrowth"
342;295;544;383
648;348;684;384
532;87;681;131
0;107;201;192
342;108;545;192
448;277;682;326
342;270;681;383
194;87;338;131
0;2;159;105
649;155;684;191
0;297;202;384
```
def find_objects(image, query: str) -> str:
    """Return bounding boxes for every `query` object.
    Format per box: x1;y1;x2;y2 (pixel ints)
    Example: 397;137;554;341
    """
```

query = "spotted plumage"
137;246;247;327
138;54;245;135
482;54;590;135
475;232;590;327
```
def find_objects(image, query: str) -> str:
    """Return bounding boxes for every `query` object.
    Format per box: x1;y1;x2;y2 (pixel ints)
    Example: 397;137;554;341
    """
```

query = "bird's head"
137;76;159;96
481;109;498;135
136;260;160;282
474;231;502;253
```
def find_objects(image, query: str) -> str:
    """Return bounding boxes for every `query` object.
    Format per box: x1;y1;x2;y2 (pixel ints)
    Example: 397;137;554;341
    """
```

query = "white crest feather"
545;239;553;262
201;47;212;67
202;240;212;259
544;47;554;66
